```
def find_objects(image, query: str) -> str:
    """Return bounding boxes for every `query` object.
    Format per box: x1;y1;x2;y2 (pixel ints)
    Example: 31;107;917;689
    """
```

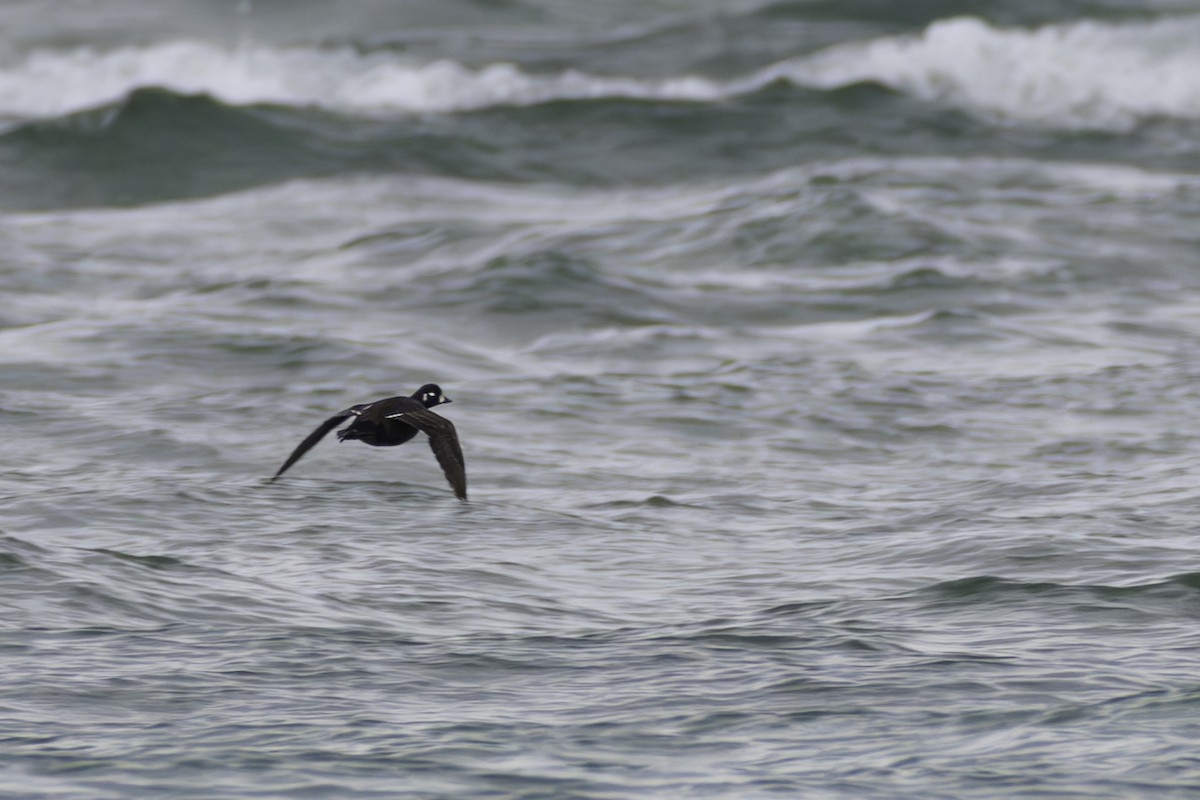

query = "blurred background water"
4;1;1200;797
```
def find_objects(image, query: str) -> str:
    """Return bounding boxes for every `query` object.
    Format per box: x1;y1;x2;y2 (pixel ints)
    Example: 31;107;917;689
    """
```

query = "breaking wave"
3;15;1200;130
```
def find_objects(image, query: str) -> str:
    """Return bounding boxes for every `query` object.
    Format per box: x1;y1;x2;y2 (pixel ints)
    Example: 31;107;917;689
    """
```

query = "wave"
4;15;1200;129
0;87;545;210
922;573;1200;603
0;40;728;120
770;15;1200;130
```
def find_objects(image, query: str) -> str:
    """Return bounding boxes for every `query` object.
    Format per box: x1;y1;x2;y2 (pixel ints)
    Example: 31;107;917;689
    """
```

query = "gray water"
4;1;1200;797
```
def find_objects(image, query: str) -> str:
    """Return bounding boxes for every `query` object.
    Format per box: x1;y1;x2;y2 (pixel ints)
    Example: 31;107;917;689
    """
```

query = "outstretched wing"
270;404;368;482
386;408;467;501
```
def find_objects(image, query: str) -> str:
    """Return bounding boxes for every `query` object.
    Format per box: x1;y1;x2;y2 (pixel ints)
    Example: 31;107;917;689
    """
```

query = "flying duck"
270;383;466;500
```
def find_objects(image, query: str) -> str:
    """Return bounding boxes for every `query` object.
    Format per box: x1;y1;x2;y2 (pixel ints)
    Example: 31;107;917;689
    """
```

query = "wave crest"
0;40;726;119
770;15;1200;130
4;15;1200;130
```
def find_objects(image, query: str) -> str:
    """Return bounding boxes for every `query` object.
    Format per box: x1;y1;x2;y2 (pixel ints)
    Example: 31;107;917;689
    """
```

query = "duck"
270;383;466;500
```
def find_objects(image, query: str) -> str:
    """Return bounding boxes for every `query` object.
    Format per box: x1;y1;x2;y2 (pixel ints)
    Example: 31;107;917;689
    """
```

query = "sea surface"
4;1;1200;797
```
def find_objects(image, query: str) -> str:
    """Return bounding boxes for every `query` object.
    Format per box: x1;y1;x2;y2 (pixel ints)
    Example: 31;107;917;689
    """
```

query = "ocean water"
4;1;1200;797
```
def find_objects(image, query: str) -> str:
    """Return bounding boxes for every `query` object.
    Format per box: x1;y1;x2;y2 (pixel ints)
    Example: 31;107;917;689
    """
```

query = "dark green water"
4;1;1200;797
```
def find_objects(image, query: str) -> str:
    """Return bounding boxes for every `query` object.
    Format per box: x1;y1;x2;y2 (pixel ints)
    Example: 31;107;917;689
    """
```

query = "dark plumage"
270;383;467;500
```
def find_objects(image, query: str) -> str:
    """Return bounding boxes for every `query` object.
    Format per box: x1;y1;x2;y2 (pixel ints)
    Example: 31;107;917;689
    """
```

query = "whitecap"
0;40;726;119
4;16;1200;131
764;15;1200;130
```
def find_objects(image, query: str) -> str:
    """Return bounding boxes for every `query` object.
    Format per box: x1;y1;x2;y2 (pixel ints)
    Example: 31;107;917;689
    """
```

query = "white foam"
766;15;1200;129
3;17;1200;128
0;40;725;119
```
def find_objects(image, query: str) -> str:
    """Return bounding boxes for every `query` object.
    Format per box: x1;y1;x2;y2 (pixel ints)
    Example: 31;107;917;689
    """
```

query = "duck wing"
270;403;370;482
385;407;467;501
